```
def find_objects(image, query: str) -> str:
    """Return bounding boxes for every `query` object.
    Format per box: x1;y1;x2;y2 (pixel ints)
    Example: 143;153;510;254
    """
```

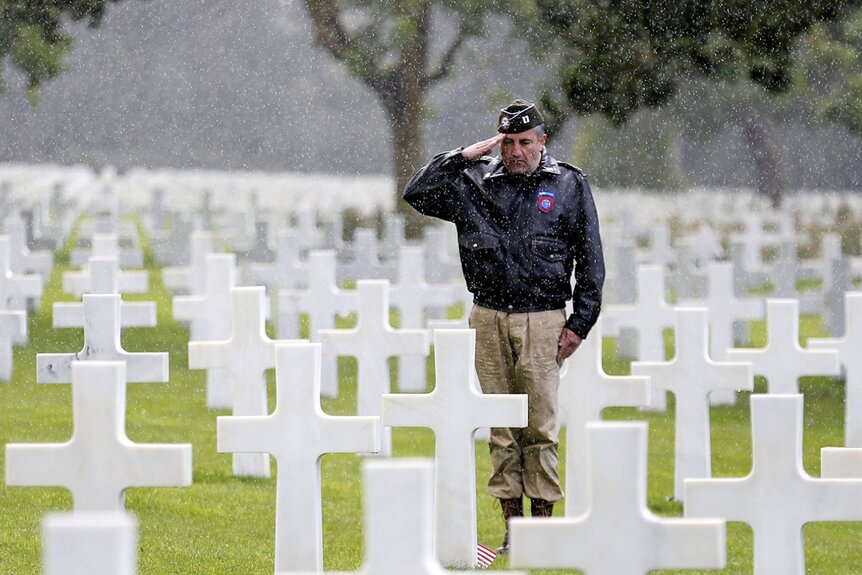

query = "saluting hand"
557;328;582;366
462;133;504;161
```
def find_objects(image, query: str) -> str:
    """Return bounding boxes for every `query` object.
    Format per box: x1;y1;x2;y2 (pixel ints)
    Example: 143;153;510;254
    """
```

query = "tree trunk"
381;2;432;239
740;110;784;208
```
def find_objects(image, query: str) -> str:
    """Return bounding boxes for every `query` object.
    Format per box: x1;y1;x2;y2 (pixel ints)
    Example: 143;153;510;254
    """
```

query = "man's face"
500;129;547;175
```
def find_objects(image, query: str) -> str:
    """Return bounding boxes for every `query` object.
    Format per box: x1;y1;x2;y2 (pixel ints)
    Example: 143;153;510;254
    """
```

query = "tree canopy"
1;0;123;103
530;0;862;128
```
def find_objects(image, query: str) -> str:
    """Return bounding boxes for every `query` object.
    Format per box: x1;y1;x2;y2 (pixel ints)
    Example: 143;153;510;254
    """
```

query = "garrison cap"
497;99;545;133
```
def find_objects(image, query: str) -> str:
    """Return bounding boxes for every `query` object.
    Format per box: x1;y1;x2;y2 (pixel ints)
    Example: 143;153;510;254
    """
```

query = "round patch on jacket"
537;189;555;213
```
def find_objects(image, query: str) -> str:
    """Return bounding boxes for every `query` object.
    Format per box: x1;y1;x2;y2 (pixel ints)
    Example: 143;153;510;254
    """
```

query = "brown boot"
496;497;523;554
531;498;554;518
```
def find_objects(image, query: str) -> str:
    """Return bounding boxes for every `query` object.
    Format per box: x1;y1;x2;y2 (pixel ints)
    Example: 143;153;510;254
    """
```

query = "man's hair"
534;124;546;139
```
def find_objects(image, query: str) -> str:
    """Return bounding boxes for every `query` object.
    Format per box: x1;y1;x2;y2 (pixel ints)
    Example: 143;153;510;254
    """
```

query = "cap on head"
498;98;545;133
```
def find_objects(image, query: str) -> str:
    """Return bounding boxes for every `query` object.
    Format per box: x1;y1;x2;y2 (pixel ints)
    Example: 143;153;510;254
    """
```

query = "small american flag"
476;543;497;568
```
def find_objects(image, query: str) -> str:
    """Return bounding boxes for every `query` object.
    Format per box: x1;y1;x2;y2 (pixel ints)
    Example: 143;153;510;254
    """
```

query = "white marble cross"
389;246;455;392
63;256;148;296
317;280;428;456
42;512;139;575
685;394;862;575
602;265;675;410
558;317;650;517
278;250;357;396
730;241;769;294
4;213;53;280
382;329;527;567
189;286;289;476
54;257;155;329
509;422;726;574
422;225;462;284
809;292;862;446
71;233;143;269
681;262;763;361
162;230;214;295
279;459;526;575
6;361;192;511
772;240;824;315
631;307;752;501
173;253;236;407
337;229;397;282
726;299;840;393
0;235;43;312
244;230;308;291
38;294;168;384
218;342;379;573
0;308;25;381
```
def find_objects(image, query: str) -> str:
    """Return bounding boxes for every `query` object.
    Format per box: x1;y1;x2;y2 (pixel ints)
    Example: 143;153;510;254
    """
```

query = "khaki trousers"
469;304;566;502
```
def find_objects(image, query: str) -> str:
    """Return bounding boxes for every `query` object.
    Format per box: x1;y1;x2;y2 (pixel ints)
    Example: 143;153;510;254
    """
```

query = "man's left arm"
558;173;605;363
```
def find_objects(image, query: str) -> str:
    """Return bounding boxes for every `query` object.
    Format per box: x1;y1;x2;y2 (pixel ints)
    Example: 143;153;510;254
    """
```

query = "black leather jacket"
403;147;604;339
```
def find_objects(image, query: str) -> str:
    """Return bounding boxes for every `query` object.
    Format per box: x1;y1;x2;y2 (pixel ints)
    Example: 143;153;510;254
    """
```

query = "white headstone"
189;286;296;476
277;250;356;396
382;329;528;567
71;233;143;268
509;422;726;574
685;394;862;575
173;253;236;408
219;342;379;573
0;307;24;381
338;229;397;282
602;265;675;409
6;361;192;510
0;235;43;312
389;246;455;392
809;292;862;446
63;256;148;296
37;294;168;384
53;258;156;328
559;317;650;517
244;230;308;292
631;308;752;501
726;299;840;393
317;280;428;456
277;459;526;575
42;512;138;575
5;213;53;280
162;230;214;295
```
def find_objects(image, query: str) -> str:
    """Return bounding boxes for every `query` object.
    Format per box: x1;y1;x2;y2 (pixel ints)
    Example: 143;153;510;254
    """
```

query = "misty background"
2;0;861;191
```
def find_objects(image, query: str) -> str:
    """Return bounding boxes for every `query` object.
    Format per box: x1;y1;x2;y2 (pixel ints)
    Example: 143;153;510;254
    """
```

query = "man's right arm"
402;134;502;221
401;148;470;221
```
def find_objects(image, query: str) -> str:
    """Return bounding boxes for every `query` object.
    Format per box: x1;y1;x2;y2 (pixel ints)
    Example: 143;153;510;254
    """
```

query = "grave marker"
42;512;138;575
559;317;650;516
726;299;840;393
218;342;379;573
685;394;862;575
38;294;168;384
382;329;527;567
809;293;862;446
318;280;428;456
7;362;191;510
189;286;295;477
631;308;752;501
509;422;726;574
53;258;156;328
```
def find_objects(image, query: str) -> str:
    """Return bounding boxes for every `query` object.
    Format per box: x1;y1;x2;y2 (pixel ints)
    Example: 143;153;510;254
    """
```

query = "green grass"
2;221;862;573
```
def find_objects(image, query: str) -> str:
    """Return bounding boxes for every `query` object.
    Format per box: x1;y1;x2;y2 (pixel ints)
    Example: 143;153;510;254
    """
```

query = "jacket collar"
484;148;561;180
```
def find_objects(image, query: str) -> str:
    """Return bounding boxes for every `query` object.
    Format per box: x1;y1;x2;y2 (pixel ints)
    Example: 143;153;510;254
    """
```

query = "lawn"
1;221;860;574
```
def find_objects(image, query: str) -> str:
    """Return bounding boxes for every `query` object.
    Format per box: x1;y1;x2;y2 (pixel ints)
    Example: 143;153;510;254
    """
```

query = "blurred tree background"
1;0;861;207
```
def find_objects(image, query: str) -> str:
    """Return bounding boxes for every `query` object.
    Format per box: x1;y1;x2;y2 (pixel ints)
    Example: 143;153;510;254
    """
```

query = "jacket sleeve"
401;148;470;222
566;173;605;340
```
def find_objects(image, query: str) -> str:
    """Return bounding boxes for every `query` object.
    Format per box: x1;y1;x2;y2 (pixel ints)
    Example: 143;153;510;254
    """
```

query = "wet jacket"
403;147;605;339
